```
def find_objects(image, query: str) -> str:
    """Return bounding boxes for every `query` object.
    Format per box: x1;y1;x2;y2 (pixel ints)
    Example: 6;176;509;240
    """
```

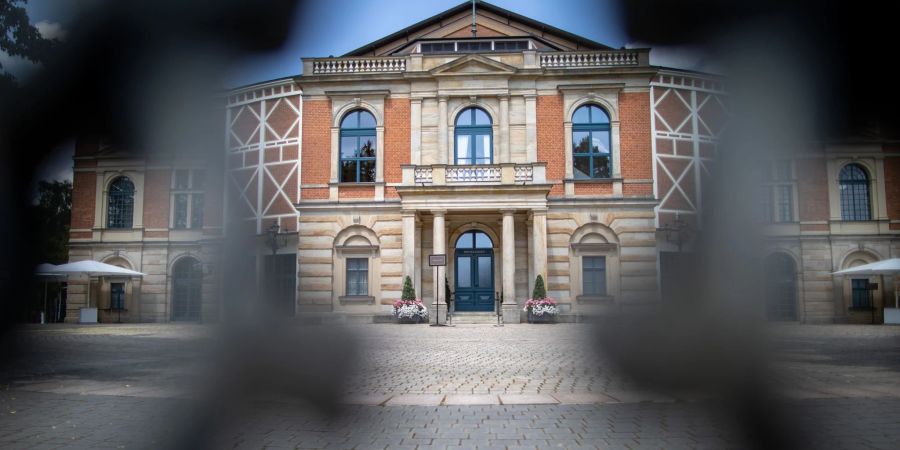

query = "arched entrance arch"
454;230;494;311
765;253;798;321
172;257;203;321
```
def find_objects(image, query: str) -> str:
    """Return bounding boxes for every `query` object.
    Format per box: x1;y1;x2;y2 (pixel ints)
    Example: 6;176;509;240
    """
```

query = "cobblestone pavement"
1;323;900;449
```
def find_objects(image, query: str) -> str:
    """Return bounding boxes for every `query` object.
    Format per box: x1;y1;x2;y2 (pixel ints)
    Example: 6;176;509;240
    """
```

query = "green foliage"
31;179;72;264
1;0;60;89
401;275;416;301
532;274;547;300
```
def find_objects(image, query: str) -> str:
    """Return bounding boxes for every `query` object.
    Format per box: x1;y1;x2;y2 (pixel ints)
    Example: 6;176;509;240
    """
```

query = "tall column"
432;210;446;305
499;94;510;163
502;210;516;303
438;96;449;164
531;209;548;290
402;211;417;286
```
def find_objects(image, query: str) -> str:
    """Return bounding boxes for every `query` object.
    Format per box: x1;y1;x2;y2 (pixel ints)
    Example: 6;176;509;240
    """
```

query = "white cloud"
35;20;67;40
1;21;67;80
627;42;724;75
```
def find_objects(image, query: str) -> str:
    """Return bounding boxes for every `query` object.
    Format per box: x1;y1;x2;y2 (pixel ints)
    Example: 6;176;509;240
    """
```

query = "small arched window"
572;104;611;179
839;163;871;221
107;176;135;229
172;257;203;321
340;110;377;182
454;107;492;165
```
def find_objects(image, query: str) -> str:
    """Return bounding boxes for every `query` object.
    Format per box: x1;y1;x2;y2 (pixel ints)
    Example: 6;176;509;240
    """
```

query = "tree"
401;275;416;301
1;0;59;90
31;179;72;264
532;274;547;300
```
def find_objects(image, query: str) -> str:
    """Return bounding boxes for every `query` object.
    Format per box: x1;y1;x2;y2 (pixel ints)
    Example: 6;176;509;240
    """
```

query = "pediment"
430;54;518;76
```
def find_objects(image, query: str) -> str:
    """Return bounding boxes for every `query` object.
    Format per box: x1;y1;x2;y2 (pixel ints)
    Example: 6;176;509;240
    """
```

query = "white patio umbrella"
35;260;145;321
833;258;900;319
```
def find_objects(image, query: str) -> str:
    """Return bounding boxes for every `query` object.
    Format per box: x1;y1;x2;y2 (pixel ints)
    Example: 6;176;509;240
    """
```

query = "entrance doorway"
454;230;494;311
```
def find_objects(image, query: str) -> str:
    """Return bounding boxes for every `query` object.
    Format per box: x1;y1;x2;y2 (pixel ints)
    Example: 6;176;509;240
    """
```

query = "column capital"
431;209;447;217
437;95;449;103
500;208;517;216
530;208;548;217
401;210;418;218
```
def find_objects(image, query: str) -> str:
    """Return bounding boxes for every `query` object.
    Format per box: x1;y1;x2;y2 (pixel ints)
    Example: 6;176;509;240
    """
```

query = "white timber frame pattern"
651;71;727;227
226;80;302;234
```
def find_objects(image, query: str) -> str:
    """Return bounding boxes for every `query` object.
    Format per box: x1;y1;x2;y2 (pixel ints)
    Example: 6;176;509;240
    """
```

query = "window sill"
339;295;375;305
567;178;623;184
329;182;383;187
576;295;614;304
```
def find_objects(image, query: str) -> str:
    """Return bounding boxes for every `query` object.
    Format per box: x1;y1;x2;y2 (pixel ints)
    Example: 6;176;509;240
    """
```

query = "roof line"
341;0;612;57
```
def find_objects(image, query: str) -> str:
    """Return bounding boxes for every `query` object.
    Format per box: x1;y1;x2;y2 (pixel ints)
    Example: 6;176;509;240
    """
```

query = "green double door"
454;231;494;312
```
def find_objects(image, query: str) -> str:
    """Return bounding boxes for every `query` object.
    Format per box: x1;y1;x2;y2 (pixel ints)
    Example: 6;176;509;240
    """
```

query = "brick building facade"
66;1;899;323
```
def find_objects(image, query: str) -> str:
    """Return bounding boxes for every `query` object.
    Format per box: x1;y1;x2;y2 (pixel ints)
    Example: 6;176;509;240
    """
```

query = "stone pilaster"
432;210;447;320
531;209;548;290
499;94;510;163
438;96;449;164
402;210;417;286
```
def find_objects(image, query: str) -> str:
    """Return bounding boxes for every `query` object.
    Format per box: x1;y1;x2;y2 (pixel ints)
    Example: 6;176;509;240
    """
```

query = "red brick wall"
536;95;565;197
384;98;410;199
71;170;96;233
339;185;375;199
885;155;900;222
797;157;829;222
300;99;332;191
618;92;652;180
143;169;170;229
575;183;613;196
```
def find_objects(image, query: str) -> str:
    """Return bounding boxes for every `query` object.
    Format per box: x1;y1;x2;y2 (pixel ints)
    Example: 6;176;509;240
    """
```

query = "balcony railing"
540;51;640;68
401;163;546;187
309;57;407;74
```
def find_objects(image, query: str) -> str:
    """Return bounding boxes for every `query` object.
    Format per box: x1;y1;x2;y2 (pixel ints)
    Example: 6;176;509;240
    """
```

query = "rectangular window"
190;194;204;228
346;258;369;296
493;40;528;51
760;185;773;223
851;279;872;308
172;169;205;229
776;185;793;223
421;42;455;53
457;41;492;52
582;256;607;296
110;283;125;310
264;254;296;316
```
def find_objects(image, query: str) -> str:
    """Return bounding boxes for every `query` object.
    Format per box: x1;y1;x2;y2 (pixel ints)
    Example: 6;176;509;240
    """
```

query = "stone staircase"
449;312;501;325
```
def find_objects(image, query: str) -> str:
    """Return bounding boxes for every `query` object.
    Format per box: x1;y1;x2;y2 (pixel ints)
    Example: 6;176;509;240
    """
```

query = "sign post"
429;254;447;327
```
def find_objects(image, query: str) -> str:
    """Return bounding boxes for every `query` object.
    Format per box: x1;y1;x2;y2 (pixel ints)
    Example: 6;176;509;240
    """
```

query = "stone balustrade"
401;163;546;186
309;57;407;74
540;50;640;68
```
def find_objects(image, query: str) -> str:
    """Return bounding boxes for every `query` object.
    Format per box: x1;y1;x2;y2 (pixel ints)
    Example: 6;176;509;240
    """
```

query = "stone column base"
502;304;521;323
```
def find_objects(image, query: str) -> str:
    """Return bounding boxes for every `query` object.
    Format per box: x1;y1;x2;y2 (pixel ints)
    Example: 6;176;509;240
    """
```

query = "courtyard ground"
1;323;900;449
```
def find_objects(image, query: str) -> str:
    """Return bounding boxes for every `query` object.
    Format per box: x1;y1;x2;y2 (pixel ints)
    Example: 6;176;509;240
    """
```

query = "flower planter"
393;299;428;324
527;311;557;324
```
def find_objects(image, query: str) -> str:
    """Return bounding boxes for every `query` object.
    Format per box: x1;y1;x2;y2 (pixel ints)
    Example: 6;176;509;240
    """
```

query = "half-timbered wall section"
651;71;727;230
226;79;302;234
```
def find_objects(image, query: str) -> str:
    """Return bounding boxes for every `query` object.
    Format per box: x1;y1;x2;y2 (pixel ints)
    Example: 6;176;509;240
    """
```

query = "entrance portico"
397;181;551;322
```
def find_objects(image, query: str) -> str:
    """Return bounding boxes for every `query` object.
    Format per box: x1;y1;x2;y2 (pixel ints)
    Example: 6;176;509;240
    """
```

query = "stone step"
450;313;501;324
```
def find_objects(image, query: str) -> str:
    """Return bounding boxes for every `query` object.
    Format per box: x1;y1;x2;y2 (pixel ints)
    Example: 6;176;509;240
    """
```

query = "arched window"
107;176;135;229
455;230;493;249
340;110;376;182
572;104;611;179
454;107;492;165
839;164;871;221
172;257;203;321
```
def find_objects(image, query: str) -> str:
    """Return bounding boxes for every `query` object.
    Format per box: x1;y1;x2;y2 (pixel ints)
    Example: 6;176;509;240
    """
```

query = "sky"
6;0;711;187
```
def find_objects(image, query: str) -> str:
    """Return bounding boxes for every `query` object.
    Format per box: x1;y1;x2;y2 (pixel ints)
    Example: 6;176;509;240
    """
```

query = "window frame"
339;110;377;183
571;104;612;179
345;257;370;297
171;169;205;230
107;176;135;229
851;278;874;309
582;256;607;296
454;107;493;165
839;163;872;221
759;159;796;223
